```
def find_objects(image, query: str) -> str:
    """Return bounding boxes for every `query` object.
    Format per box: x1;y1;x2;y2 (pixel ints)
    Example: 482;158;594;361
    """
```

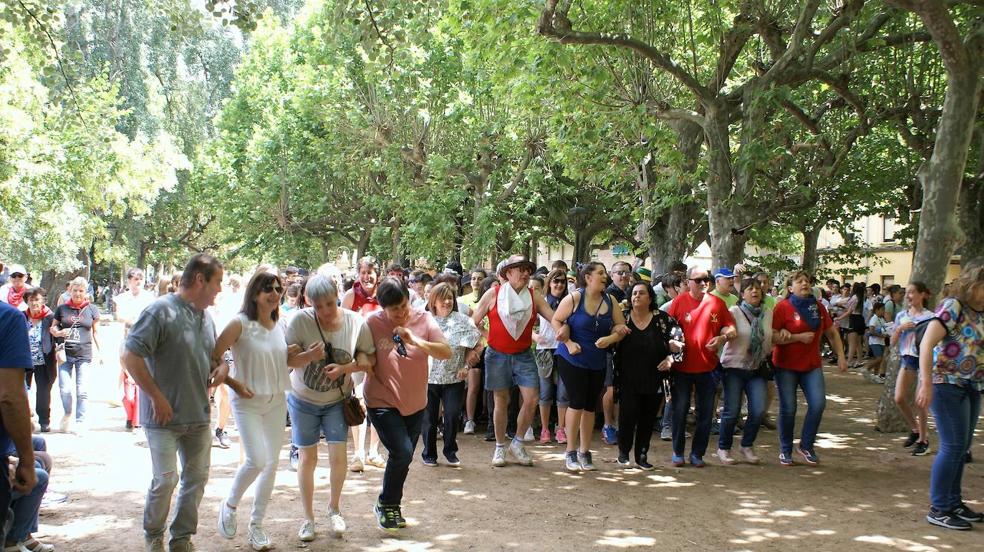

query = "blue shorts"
287;394;348;447
900;354;919;371
869;344;885;358
484;347;539;391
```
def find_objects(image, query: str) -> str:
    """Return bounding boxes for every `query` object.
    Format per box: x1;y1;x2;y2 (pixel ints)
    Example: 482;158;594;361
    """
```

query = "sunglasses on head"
262;284;284;295
690;277;710;284
392;334;408;357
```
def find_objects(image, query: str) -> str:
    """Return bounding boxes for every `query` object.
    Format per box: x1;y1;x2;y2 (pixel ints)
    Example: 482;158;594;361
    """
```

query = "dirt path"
30;322;982;551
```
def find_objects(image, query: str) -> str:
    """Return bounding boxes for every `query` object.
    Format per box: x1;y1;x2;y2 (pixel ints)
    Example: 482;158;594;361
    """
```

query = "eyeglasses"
690;277;710;284
262;284;284;295
392;334;408;357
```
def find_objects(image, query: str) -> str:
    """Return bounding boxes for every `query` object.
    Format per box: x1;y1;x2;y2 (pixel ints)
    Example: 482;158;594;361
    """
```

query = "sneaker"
710;421;720;435
509;439;533;466
366;454;387;468
524;427;534;442
715;449;737;465
349;455;364;472
289;445;299;472
444;452;461;466
217;499;237;538
874;375;886;384
616;454;630;466
491;445;507;467
59;414;71;433
13;537;53;552
555;427;568;444
328;509;347;536
577;450;597;471
422;456;438;467
602;425;617;445
565;450;580;471
965;450;973;463
912;441;930;456
126;420;134;431
247;524;272;551
797;447;820;465
214;428;231;449
903;430;920;448
660;427;672;441
38;424;50;433
779;451;794;466
539;428;552;444
689;454;705;468
169;541;197;552
952;502;984;523
298;519;316;541
671;453;685;467
463;420;476;434
636;458;655;471
374;502;400;531
395;505;407;528
484;431;496;442
145;536;165;552
926;508;973;530
739;446;760;464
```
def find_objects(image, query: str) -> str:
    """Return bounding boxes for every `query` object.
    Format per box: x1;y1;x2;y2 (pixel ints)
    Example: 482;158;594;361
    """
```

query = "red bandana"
6;285;25;307
27;305;52;321
66;298;90;311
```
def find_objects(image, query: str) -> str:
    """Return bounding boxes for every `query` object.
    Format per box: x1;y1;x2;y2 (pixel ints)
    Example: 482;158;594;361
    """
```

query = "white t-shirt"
286;308;375;406
867;314;887;346
114;289;155;326
230;313;291;396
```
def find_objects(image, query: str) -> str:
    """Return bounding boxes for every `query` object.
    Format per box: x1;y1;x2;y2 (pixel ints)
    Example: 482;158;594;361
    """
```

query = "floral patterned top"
428;311;481;385
932;298;983;390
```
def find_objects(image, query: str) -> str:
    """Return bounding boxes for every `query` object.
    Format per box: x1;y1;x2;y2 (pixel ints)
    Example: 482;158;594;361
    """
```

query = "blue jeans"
367;407;424;507
670;371;715;458
774;367;826;454
143;424;211;547
929;383;981;512
8;465;47;542
422;382;465;461
58;357;89;421
718;369;766;450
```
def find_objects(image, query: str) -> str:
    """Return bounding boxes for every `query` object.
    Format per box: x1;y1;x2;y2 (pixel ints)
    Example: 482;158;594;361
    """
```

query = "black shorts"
556;355;606;412
849;314;866;334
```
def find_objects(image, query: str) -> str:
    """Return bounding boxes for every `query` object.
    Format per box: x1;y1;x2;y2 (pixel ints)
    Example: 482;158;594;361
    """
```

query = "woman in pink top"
364;277;451;531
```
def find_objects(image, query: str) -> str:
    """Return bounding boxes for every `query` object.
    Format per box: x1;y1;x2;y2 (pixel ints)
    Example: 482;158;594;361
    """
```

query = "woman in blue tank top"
551;262;628;472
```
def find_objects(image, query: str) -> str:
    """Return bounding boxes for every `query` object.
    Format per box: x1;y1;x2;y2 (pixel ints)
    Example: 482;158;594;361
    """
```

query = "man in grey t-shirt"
123;254;227;552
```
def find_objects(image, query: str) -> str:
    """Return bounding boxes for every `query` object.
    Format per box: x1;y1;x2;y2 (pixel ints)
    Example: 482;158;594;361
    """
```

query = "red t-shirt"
771;298;833;372
666;292;735;374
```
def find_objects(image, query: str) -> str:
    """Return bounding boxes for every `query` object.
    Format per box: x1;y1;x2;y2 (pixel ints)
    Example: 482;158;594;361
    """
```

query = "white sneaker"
491;445;507;467
463;420;476;434
248;524;272;551
60;414;71;433
716;449;737;465
328;509;346;537
217;499;237;538
739;446;760;464
509;439;533;466
297;519;315;542
523;427;534;442
349;455;364;473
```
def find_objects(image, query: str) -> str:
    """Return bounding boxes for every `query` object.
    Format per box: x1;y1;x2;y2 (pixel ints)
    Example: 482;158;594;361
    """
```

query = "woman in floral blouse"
421;283;481;467
917;266;983;531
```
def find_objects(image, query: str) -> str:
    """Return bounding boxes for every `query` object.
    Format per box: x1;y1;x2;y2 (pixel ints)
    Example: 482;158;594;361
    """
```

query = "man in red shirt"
666;267;736;467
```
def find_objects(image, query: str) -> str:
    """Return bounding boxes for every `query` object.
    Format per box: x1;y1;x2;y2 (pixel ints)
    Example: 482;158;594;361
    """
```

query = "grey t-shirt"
286;308;374;406
125;294;216;427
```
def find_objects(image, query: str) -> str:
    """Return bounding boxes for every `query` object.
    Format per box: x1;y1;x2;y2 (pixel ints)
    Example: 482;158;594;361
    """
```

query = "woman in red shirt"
772;271;847;467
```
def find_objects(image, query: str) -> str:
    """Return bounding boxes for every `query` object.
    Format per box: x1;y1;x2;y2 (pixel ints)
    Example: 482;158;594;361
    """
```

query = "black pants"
32;364;55;427
367;408;423;507
617;391;662;462
422;382;465;461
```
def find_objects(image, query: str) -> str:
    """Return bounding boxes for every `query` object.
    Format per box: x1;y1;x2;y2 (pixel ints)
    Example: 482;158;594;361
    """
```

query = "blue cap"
714;267;735;279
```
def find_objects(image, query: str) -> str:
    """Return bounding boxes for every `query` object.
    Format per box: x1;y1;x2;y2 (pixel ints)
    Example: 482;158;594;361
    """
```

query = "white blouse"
230;313;291;396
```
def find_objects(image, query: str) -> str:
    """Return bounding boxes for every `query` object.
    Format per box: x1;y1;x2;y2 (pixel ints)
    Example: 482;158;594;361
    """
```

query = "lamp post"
568;206;588;266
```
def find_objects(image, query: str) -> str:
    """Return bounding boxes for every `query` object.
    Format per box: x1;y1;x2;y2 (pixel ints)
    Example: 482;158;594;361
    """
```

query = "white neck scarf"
497;284;533;341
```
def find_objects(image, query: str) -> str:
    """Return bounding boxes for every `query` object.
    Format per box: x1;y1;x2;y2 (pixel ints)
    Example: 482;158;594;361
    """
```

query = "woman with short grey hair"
286;274;375;542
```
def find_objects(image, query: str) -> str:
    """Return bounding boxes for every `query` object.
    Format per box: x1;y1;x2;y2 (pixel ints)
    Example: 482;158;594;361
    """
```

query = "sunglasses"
613;270;629;276
690;277;711;284
11;273;25;278
392;334;408;357
262;284;284;295
551;279;566;284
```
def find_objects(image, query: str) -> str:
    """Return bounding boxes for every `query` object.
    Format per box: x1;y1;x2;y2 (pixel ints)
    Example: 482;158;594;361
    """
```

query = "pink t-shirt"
364;308;444;415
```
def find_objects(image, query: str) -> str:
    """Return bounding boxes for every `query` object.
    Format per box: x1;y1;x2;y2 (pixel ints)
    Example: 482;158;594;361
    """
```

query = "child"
866;302;888;383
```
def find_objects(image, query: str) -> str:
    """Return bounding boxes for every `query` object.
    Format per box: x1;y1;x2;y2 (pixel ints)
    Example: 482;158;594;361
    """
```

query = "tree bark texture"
875;348;910;432
801;226;821;274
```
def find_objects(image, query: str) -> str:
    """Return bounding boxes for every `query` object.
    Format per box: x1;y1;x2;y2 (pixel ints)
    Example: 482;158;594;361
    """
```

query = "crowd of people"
0;254;981;552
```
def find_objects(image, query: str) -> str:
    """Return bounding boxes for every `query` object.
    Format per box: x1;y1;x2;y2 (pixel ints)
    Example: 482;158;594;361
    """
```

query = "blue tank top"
557;289;614;371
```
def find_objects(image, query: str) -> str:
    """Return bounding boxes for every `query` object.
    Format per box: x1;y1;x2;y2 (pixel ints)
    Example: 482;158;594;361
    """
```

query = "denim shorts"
287;393;348;447
900;354;919;371
484;347;539;391
869;344;885;358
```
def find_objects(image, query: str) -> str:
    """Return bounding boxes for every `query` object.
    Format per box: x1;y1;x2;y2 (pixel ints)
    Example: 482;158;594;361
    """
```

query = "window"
881;275;895;288
883;217;896;243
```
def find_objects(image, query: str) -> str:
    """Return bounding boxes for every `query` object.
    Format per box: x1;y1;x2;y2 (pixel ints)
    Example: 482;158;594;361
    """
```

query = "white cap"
8;264;27;276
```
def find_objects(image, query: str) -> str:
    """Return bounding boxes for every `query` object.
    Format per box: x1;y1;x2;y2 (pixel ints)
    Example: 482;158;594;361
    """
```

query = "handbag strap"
309;311;349;391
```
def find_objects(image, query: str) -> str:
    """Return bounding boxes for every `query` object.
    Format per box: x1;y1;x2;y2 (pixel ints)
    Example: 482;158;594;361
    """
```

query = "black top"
606;283;629;304
53;303;100;360
613;310;681;396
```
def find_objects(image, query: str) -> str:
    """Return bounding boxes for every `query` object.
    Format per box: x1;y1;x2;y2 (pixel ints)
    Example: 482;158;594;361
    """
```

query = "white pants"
228;393;287;526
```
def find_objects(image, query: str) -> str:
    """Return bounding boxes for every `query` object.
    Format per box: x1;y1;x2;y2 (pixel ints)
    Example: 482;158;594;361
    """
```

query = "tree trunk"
703;104;747;269
908;69;982;297
356;227;371;261
801;226;821;274
390;216;401;265
875;348;910;432
957;130;984;270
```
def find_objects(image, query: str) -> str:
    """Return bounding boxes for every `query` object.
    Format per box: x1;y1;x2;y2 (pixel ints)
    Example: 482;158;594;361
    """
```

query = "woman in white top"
213;271;296;551
716;278;773;465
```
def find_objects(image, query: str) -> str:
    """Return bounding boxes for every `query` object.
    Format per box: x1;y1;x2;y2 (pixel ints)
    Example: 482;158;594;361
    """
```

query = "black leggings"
617;391;662;461
556;356;605;411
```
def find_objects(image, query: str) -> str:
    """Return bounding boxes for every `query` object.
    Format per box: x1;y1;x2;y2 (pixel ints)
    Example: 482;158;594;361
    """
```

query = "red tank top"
351;282;380;316
487;285;536;354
